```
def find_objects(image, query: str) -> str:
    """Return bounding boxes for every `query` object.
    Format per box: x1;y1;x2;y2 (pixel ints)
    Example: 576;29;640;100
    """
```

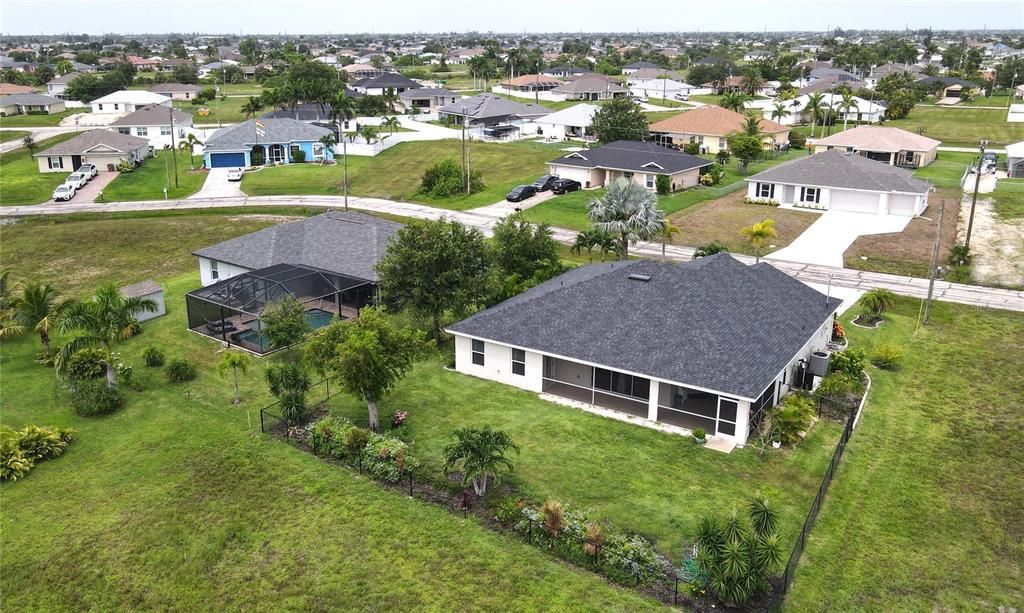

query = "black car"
506;185;537;202
531;175;559;191
551;178;582;194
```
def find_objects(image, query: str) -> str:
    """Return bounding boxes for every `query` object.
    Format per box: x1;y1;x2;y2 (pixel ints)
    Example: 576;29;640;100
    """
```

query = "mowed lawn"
242;140;560;210
787;298;1024;611
0;130;30;143
912;150;974;189
993;178;1024;220
178;96;249;124
886;106;1024;147
101;150;207;201
0;108;87;128
0;132;80;205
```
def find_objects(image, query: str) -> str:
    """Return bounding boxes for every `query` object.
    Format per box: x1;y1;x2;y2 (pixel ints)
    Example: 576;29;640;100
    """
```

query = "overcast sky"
2;0;1022;36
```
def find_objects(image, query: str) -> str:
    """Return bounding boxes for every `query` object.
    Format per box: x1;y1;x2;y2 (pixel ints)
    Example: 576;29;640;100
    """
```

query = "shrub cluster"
70;379;124;417
307;416;416;483
1;425;76;481
142;347;165;367
771;394;816;446
165;358;197;383
743;196;781;207
63;348;106;382
870;343;904;370
829;348;867;378
419;157;484;198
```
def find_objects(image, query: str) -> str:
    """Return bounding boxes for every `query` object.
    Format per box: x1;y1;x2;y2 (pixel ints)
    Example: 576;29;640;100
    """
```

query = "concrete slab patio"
767;211;912;268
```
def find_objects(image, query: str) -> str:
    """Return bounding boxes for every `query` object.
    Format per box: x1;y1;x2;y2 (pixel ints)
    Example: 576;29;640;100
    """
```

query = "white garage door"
829;189;878;214
550;165;594;187
889;194;918;216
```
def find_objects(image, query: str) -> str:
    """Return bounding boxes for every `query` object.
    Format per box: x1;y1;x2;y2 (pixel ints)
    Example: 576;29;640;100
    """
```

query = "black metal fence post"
259;409;264;433
674;576;679;605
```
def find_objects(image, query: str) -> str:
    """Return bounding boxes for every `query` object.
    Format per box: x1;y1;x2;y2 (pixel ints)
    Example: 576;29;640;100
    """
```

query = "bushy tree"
265;362;312;425
491;213;564;288
725;133;764;172
261;296;311;350
419;157;483;197
442;426;519;496
590;96;649;143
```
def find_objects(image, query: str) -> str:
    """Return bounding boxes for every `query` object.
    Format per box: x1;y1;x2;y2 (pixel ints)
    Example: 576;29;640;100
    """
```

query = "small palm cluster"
442;426;519;497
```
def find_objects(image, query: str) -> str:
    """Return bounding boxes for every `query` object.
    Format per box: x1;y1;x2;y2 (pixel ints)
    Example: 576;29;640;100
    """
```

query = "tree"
740;219;777;263
570;228;617;262
739;67;765;96
178;133;202;170
587;177;665;260
655;219;680;262
719;91;749;112
240;96;263;119
725;133;764;172
770;102;789;126
261;296;311;350
171;63;198;84
330;92;358;203
358;124;379;144
694;497;784;605
376;219;493;342
381;87;399;113
33;65;55;87
55;284;156;388
590;96;649;144
239;37;262;64
836;91;858;130
741;113;763;137
381;115;400;135
318;133;336;164
694;241;728;258
22;134;35;153
217;351;251;405
858;288;896;318
491;213;563;283
803;92;826;137
264;362;312;425
442;427;520;496
54;58;73;75
12;282;71;356
305;308;425;432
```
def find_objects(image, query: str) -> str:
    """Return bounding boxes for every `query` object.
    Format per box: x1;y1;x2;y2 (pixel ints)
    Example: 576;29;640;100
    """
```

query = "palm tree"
740;69;766;96
381;87;399;113
329;92;357;210
217;351;251;405
179;133;202;170
240;96;263;119
442;426;520;497
804;92;826;137
655;219;681;261
318;133;336;164
12;282;71;356
740;219;778;263
504;47;526;79
0;270;21;339
858;288;896;318
55;284;157;389
836;91;858;131
54;58;73;75
720;91;750;112
358;124;379;145
587;178;665;260
770;102;789;126
381;115;400;135
742;113;763;137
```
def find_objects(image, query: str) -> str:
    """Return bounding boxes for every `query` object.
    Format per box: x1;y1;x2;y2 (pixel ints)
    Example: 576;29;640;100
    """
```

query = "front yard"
0;108;87;128
0;130;30;143
100;150;207;202
0;132;80;205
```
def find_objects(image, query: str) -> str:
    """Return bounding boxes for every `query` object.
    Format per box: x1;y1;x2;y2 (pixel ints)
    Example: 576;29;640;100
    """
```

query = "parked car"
226;168;244;182
505;185;537;202
52;184;76;201
629;94;647;103
64;172;89;190
674;93;690;101
551;178;582;194
531;175;559;191
76;164;98;179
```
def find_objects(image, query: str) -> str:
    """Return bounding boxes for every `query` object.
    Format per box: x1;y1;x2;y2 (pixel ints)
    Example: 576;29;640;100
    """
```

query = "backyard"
0;132;80;205
885;106;1024;147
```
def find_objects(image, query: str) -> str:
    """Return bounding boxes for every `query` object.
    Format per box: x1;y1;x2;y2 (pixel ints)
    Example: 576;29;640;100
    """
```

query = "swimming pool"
234;308;339;350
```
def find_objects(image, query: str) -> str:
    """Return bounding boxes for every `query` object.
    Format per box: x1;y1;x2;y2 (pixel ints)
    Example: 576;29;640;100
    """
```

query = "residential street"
3;194;1021;312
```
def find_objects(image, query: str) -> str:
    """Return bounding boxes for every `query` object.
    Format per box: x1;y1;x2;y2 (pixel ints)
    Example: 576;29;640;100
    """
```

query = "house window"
210;260;219;280
289;144;301;160
47;156;63;170
160;126;172;136
471;339;485;366
800;187;821;203
114;103;119;110
511;349;526;376
117;127;131;135
718;137;726;149
593;368;650;400
756;183;775;198
136;127;148;136
623;171;634;180
98;104;103;110
312;143;325;159
645;174;656;188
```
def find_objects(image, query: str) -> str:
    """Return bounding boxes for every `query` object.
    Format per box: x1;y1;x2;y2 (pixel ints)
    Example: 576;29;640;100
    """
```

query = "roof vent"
627;274;651;282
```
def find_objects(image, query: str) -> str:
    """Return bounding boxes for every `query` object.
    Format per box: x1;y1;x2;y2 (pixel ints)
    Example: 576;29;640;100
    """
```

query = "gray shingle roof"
110;104;192;126
353;73;422;89
448;254;840;400
34;129;149;156
399;87;456;99
552;76;627;94
438;93;551;121
204;118;333;152
147;83;202;93
192;211;402;282
120;280;162;298
48;72;82;85
0;93;63;106
550;140;712;175
746;150;931;194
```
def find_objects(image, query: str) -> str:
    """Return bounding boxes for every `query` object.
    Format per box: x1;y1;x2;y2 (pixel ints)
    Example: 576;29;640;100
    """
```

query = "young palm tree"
742;113;763;137
837;91;858;130
56;284;157;389
770;102;789;125
54;58;73;75
240;96;263;119
740;219;778;263
382;87;399;113
12;282;72;356
318;133;336;164
720;91;750;112
587;177;665;260
381;116;400;135
330;92;357;209
178;133;203;170
217;351;252;405
804;92;826;137
0;270;21;339
442;426;520;497
656;219;681;262
358;124;379;145
859;288;896;318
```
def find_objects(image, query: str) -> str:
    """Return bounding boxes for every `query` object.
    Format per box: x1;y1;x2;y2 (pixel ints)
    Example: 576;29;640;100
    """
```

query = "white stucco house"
109;104;194;150
534;103;598;141
446;255;841;447
745;149;932;216
90;90;172;114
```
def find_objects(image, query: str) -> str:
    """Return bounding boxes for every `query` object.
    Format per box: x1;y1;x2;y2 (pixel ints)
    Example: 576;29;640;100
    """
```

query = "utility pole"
964;139;987;250
924;196;946;325
460;104;468;193
168;105;179;189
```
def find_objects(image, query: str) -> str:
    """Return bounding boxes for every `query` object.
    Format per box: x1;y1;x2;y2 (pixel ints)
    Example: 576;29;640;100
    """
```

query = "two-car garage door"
209;152;246;168
829;190;879;214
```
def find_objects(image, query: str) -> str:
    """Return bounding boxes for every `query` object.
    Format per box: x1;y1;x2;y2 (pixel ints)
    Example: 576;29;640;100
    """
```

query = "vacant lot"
886;106;1024;147
844;189;962;278
993;178;1024;220
0;132;80;205
0;108;86;127
787;298;1024;610
0;129;30;143
178;96;249;124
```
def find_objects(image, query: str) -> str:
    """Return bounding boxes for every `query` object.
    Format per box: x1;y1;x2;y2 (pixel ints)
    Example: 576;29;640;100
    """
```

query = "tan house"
0;93;65;115
547;140;713;192
498;74;564;93
810;126;941;168
33;130;149;173
0;83;37;95
649;106;790;154
147;83;203;100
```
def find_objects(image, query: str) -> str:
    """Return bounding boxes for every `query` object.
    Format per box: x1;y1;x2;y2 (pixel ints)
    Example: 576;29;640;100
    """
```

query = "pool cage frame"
185;263;375;355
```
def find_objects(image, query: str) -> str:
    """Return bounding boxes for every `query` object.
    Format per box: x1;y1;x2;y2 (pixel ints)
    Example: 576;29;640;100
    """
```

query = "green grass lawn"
786;298;1024;610
992;178;1024;220
490;92;590;112
912;151;974;189
923;93;1012;107
217;82;265;96
0;132;81;205
179;96;249;124
100;150;207;202
644;110;681;124
242;140;560;210
0;108;87;127
0;129;30;143
886;106;1024;147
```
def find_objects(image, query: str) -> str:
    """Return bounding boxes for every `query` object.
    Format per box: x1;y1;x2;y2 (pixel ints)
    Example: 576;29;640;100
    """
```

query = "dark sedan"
506;185;537;202
551;178;582;194
531;175;559;191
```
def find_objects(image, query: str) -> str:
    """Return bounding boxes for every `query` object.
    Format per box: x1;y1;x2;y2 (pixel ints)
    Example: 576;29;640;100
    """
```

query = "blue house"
203;118;335;168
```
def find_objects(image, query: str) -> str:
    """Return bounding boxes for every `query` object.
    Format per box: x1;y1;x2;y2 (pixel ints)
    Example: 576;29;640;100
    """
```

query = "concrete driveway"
46;171;119;204
766;211;911;268
190;167;243;199
471;189;556;218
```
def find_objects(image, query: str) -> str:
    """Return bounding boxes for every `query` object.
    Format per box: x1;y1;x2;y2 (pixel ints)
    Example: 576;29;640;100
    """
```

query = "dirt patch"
667;190;819;254
957;195;1024;288
844;191;961;278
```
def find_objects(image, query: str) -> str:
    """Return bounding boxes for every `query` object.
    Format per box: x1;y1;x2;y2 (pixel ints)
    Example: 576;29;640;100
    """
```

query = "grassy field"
178;96;249;124
992;178;1024;220
912;151;974;189
0;130;30;143
0;108;86;127
218;83;265;96
786;298;1024;611
101;150;207;202
242;140;560;210
490;92;590;112
0;132;80;205
886;106;1024;147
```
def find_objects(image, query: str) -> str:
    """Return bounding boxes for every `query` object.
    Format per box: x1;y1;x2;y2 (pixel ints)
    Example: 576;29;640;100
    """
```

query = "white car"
64;172;89;189
76;164;98;179
226;168;244;182
674;93;690;101
52;184;76;201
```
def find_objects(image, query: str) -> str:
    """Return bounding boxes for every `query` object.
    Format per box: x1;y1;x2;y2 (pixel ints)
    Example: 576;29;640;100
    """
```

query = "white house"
1006;141;1024;178
446;255;841;447
745;149;932;216
110;105;194;151
535;103;598;141
628;78;698;100
90;90;172;115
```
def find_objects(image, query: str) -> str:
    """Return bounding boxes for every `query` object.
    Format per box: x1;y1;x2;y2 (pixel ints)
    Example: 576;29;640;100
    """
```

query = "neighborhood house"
809;125;941;168
202;117;335;168
90;90;172;114
110;105;193;150
547;140;713;191
649;106;790;153
0;93;65;115
32;129;149;173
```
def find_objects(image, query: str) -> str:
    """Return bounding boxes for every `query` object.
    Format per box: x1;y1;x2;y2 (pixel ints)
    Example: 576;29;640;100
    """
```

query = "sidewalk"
3;194;1022;312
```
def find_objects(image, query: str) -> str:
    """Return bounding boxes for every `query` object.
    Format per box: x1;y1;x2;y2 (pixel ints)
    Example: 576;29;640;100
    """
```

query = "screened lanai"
185;263;375;354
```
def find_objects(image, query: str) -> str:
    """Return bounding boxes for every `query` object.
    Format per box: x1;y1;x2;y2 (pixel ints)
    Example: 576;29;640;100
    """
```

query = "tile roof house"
0;82;37;95
649;106;790;154
547;140;713;191
810;126;941;167
110;104;193;148
447;254;841;446
438;93;551;127
497;74;565;92
0;93;65;115
745;149;932;215
203;118;335;168
33;129;149;174
147;83;203;100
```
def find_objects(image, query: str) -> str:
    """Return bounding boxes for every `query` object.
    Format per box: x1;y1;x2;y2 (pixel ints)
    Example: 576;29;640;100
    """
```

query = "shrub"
117;160;135;174
694;497;784;604
858;288;896;318
771;394;816;445
817;371;864;399
70;379;124;417
346;426;370;455
142;347;165;367
949;243;971;267
655;174;670;195
715;149;731;164
165;358;197;383
693;427;706;440
308;416;356;458
63;348;106;382
390;410;408;428
265;362;311;425
602;534;662;587
419;157;483;198
13;425;75;462
541;499;565;536
359;432;417;483
789;133;807;149
291;149;306;163
0;441;32;481
871;343;904;370
829;348;867;378
495;496;526;525
683;142;701;155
